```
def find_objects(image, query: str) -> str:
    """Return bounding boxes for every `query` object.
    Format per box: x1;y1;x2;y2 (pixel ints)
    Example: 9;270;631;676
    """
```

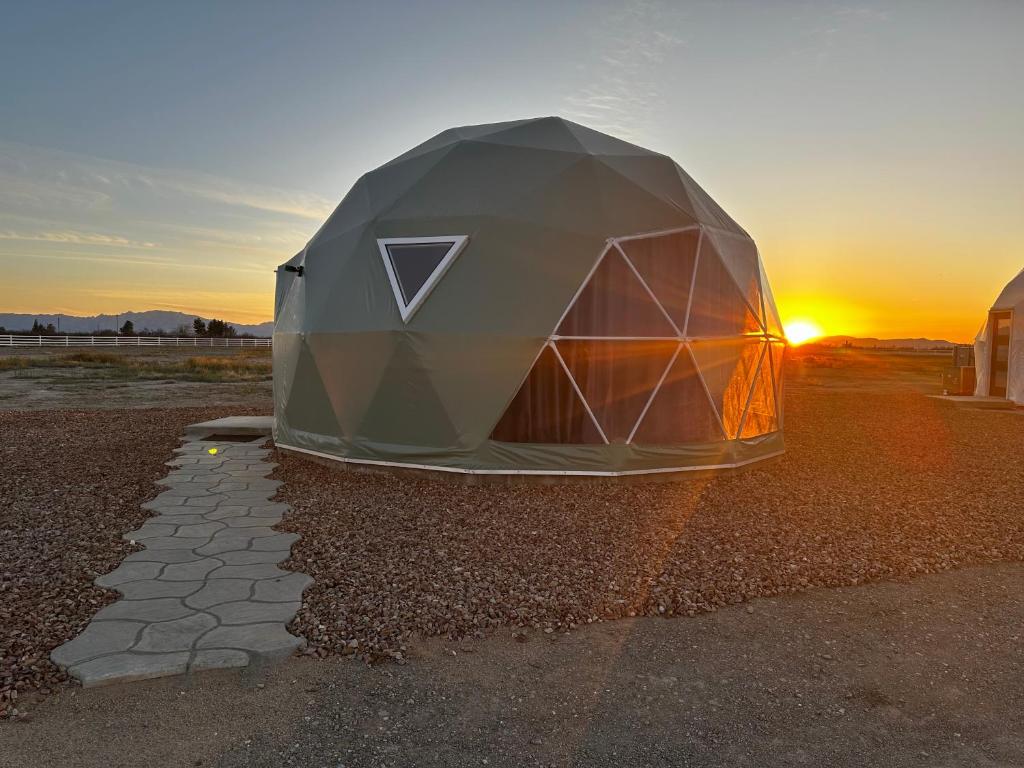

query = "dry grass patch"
177;354;272;380
0;350;271;382
61;351;124;365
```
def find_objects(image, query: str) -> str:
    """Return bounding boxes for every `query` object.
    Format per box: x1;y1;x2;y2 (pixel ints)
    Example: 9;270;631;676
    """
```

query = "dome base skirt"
275;439;783;484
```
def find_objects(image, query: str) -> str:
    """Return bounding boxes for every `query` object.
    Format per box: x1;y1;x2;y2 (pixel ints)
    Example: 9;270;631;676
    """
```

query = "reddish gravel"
5;356;1023;719
274;387;1024;663
0;407;264;719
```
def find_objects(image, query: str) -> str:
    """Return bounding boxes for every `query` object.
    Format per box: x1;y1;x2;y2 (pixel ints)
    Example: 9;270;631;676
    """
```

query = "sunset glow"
0;3;1020;345
784;320;824;346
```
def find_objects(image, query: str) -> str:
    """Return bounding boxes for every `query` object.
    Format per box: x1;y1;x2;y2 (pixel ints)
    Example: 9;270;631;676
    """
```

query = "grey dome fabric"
274;117;785;476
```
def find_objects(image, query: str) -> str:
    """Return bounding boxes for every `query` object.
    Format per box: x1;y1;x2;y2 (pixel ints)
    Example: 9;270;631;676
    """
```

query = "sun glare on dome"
784;320;823;346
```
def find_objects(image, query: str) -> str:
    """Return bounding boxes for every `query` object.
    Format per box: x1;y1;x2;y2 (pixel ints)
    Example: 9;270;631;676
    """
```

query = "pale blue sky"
1;0;1021;337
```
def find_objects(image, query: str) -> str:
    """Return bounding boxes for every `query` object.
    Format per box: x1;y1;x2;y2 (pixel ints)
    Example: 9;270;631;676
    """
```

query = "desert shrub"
183;356;270;372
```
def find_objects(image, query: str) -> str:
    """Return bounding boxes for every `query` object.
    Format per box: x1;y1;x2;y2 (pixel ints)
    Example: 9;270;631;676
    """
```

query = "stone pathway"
51;429;310;687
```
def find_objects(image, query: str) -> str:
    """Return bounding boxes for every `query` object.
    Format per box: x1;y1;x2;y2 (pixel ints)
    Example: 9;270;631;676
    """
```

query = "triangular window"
739;344;779;438
377;236;468;322
702;230;765;330
556;340;678;442
631;345;724;444
769;341;785;426
490;345;605;444
689;338;756;438
556;247;676;337
760;260;785;338
619;229;700;330
688;236;764;338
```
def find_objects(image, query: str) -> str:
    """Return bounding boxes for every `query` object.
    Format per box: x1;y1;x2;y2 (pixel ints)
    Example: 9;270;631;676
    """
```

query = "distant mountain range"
0;314;961;348
0;311;273;337
813;335;955;349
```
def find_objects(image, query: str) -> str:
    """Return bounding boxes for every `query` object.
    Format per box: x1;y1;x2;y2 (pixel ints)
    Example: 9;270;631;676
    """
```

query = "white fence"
0;335;272;348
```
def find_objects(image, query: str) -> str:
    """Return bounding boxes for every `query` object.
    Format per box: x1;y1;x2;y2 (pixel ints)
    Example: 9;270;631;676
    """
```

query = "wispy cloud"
0;140;330;318
0;249;268;273
0;249;177;271
561;0;687;140
0;141;334;222
148;174;332;221
0;229;157;248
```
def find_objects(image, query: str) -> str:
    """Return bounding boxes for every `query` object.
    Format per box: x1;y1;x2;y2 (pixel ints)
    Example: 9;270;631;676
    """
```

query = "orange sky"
0;169;1015;342
0;140;1016;342
2;3;1021;342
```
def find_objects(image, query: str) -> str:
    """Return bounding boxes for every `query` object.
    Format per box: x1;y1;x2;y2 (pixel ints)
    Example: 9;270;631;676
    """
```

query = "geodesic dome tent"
974;267;1024;404
274;117;786;476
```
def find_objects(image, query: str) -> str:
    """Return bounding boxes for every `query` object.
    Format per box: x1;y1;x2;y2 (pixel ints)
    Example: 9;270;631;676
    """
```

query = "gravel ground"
4;563;1023;767
0;407;265;718
3;352;1024;765
274;386;1024;663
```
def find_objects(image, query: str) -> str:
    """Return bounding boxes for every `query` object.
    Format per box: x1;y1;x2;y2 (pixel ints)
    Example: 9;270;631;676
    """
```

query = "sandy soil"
786;346;950;392
0;347;273;411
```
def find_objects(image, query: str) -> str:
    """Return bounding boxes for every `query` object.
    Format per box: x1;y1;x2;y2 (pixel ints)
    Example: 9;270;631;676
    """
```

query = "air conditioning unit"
942;344;976;395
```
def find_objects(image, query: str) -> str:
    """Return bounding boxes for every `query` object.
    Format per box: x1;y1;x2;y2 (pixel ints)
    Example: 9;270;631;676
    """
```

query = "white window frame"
506;224;784;445
377;235;469;323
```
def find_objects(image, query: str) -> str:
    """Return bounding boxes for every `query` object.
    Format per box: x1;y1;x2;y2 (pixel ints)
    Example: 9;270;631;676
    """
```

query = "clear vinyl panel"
770;341;786;424
618;230;700;330
492;228;783;446
631;344;724;444
690;338;762;438
704;231;764;329
490;345;604;444
557;248;676;337
687;235;764;338
739;343;778;438
556;340;678;442
759;257;785;338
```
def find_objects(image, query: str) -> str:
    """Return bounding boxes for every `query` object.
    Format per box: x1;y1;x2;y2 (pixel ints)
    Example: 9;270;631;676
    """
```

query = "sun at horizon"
784;319;824;346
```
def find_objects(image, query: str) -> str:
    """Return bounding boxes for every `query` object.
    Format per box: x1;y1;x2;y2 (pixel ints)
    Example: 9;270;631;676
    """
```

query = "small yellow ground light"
208;447;218;455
